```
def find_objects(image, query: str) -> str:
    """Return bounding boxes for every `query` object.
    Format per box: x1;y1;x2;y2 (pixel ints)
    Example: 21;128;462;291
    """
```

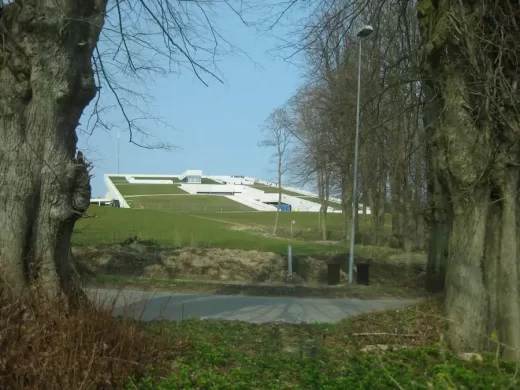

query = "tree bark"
320;164;331;241
445;187;490;352
424;120;449;292
496;168;520;360
0;1;105;303
418;0;520;359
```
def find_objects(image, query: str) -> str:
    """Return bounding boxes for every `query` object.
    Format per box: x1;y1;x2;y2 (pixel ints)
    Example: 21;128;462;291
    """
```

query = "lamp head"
357;25;374;38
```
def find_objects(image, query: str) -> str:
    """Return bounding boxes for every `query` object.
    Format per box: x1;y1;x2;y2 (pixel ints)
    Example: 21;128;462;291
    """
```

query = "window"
187;175;201;183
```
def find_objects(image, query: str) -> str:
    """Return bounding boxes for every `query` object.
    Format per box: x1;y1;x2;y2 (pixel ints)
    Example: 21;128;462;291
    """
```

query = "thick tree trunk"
445;187;490;352
0;1;105;303
497;168;520;360
418;0;520;359
424;129;449;292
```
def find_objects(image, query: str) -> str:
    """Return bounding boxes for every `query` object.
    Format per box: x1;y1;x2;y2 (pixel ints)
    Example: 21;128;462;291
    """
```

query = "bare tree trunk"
390;172;402;248
414;120;426;251
497;168;520;360
342;173;353;246
368;186;377;244
273;156;282;235
321;167;331;241
377;171;387;245
362;190;368;216
354;196;360;243
403;185;414;253
0;1;105;303
317;168;327;240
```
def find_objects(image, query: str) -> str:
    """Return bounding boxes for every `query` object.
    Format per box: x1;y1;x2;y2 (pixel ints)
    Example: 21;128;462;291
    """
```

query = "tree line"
0;0;518;362
260;0;520;360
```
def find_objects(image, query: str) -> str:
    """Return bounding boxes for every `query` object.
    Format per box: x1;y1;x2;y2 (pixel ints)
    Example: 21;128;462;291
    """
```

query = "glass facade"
187;175;201;183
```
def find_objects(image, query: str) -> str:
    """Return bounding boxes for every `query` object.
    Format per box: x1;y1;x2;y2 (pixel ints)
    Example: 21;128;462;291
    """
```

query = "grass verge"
128;298;519;389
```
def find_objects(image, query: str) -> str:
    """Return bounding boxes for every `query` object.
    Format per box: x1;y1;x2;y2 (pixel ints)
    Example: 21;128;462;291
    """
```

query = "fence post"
288;245;292;276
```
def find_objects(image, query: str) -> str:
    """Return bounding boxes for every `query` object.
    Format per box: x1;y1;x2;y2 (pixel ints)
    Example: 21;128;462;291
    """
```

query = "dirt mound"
73;244;323;283
73;242;424;286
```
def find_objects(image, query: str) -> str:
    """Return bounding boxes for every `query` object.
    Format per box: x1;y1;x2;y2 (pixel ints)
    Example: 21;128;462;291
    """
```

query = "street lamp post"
348;25;373;285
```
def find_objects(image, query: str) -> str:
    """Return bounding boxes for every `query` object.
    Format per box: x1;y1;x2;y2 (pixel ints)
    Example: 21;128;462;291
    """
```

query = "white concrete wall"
179;170;202;181
211;175;255;185
257;193;335;213
103;175;130;208
180;184;242;194
126;176;174;184
227;194;277;211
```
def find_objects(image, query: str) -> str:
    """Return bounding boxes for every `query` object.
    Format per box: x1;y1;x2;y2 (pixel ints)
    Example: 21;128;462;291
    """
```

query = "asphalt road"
88;288;418;324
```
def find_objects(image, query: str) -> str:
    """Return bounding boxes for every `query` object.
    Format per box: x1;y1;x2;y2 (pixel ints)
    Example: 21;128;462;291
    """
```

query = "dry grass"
328;297;444;351
0;291;169;389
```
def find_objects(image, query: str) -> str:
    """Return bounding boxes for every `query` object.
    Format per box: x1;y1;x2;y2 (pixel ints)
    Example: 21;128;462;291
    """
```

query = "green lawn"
193;211;345;230
251;185;304;197
194;211;392;241
299;196;343;210
114;183;188;196
201;178;220;184
126;195;253;212
73;206;345;255
108;176;128;183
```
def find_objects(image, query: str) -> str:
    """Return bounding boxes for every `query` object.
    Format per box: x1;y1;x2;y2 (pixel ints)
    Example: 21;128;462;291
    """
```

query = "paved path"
88;288;418;324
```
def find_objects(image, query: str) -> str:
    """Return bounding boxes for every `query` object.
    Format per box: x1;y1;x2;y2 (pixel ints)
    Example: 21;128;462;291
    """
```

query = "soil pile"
73;241;426;286
74;243;324;283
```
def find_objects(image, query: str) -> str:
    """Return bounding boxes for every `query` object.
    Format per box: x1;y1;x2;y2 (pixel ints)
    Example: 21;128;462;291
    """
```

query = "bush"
0;292;168;389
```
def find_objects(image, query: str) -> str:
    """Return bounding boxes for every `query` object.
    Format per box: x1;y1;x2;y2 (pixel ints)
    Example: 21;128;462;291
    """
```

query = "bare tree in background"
259;108;293;235
289;85;335;241
262;0;520;360
0;0;249;304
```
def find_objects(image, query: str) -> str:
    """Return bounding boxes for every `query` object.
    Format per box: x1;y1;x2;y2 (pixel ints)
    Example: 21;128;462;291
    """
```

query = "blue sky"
79;5;305;197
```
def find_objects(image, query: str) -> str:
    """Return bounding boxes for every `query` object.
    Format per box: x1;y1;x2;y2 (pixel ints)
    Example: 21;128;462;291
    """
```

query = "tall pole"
117;131;120;174
348;37;363;284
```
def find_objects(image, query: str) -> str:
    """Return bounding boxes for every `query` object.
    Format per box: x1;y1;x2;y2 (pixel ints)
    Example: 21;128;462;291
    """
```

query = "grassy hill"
125;195;254;212
73;206;346;255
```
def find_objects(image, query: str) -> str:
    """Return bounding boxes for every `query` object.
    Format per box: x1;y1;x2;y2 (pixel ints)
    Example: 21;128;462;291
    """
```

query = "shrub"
0;291;168;389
